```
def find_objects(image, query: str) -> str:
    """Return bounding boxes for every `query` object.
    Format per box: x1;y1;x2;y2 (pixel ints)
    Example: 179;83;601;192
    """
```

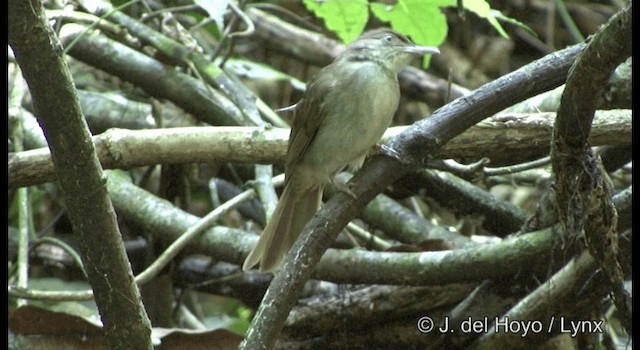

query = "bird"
243;28;440;272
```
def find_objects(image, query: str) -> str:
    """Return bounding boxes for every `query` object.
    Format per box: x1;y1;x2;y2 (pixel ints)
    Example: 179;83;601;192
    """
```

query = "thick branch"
550;3;632;333
8;1;152;349
58;24;247;127
9;109;630;188
104;169;629;287
553;6;631;147
241;42;587;350
87;2;263;126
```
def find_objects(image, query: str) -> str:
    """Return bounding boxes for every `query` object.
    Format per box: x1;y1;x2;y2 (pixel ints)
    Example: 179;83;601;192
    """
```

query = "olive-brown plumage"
243;29;440;272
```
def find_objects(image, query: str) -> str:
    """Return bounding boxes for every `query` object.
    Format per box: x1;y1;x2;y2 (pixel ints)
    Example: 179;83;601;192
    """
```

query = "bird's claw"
331;179;358;199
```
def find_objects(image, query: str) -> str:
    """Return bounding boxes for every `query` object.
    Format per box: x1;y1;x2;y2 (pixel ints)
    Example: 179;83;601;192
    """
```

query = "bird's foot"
331;178;358;199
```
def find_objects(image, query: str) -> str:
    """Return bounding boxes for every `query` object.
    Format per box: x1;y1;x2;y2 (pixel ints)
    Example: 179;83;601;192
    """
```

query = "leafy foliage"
303;0;515;66
302;0;370;43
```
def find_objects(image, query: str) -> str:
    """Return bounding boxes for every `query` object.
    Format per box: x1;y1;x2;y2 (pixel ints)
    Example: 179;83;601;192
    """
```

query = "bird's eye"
383;35;393;43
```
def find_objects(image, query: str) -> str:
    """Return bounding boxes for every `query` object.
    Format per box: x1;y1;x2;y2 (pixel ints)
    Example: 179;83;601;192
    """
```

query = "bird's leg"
330;176;358;199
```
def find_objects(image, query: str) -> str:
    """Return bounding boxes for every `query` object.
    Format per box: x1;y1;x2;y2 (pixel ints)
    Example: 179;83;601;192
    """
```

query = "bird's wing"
284;73;334;182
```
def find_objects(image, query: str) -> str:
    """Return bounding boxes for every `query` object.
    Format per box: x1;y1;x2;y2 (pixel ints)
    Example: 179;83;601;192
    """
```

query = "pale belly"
296;66;400;184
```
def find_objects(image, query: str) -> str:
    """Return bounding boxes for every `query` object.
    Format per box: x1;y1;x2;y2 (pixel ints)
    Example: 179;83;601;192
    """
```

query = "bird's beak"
402;45;440;56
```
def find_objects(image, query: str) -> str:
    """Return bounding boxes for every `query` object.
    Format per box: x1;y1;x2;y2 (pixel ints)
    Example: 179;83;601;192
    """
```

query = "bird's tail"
242;182;323;272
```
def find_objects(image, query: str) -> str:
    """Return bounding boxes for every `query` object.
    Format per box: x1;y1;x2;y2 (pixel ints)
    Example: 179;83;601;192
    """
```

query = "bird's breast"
296;62;400;180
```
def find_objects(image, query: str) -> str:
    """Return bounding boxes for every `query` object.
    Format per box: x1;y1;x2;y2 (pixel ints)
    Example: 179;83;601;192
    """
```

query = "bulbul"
243;28;440;272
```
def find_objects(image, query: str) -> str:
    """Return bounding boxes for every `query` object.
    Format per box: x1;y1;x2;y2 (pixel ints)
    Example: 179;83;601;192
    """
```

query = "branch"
282;284;476;347
85;1;263;126
9;109;630;188
103;170;627;288
399;169;528;237
550;2;632;333
241;42;587;350
8;0;152;348
58;23;247;126
470;251;602;349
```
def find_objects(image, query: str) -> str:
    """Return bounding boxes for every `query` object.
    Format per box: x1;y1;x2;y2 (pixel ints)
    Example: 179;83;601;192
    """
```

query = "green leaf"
461;0;509;38
371;0;450;67
302;0;369;43
370;0;449;45
302;0;525;68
